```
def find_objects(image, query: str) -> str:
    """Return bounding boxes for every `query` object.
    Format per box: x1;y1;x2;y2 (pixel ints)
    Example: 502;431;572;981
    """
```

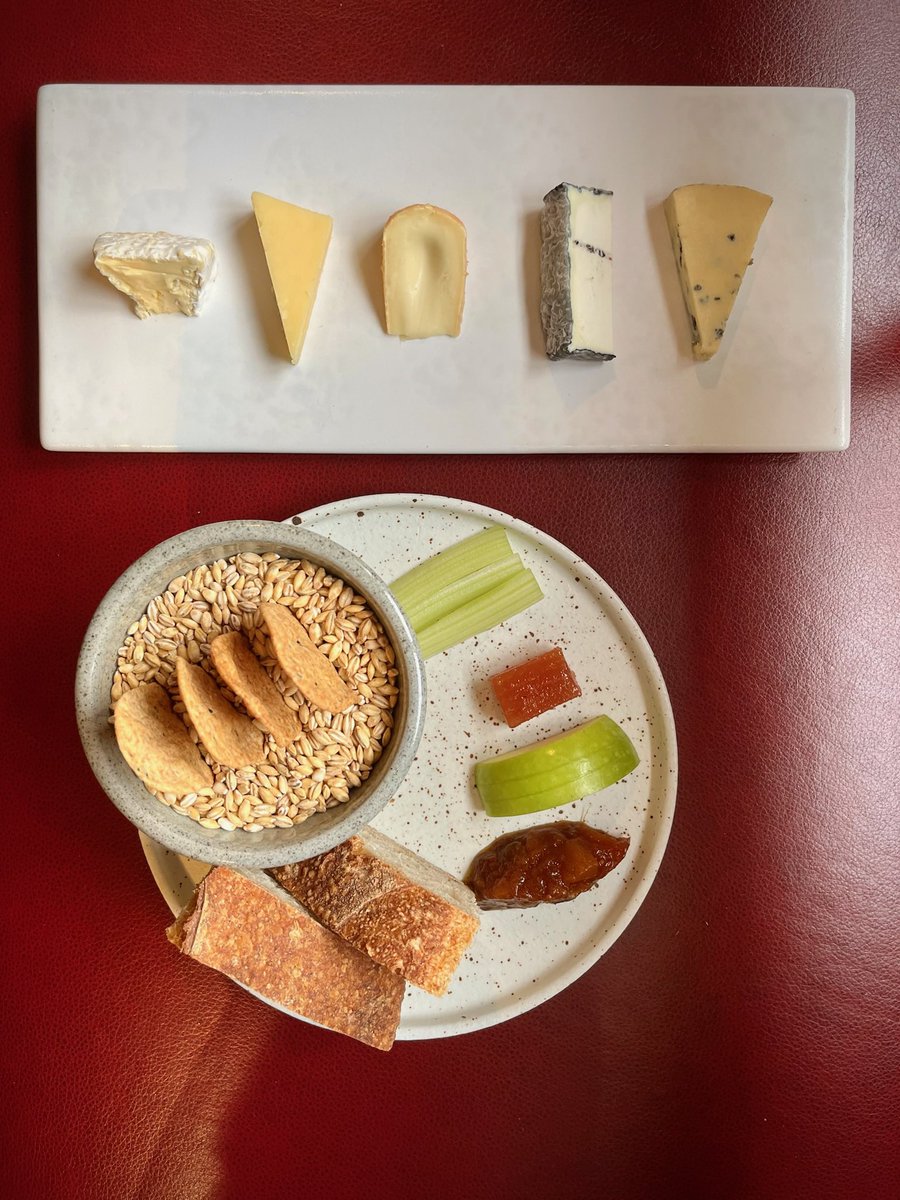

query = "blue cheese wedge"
92;232;217;319
540;183;614;361
664;184;772;360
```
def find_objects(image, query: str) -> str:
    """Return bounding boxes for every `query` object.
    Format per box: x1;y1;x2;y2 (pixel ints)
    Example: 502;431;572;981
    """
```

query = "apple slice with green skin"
475;715;639;817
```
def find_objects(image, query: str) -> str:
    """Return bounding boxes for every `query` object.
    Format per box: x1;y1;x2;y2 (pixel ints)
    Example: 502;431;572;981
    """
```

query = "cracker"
113;682;213;795
260;602;356;713
175;658;266;769
208;631;302;748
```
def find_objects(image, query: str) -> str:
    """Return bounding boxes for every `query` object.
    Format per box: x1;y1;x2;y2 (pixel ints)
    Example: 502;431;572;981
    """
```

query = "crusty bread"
167;866;404;1051
270;827;480;996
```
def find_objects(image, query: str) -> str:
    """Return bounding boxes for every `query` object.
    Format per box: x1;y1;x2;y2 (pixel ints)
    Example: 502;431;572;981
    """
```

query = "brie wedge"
251;192;333;364
664;184;772;360
382;205;467;339
540;183;614;361
92;232;217;319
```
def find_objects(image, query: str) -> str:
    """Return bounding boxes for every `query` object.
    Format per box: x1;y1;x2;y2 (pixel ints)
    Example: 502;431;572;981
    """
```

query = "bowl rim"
75;519;426;868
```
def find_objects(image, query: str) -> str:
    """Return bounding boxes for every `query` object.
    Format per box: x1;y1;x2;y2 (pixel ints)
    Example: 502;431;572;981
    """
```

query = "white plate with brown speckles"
141;494;677;1039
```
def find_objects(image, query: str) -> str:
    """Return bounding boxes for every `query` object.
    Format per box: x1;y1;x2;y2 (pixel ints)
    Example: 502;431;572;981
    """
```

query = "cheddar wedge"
251;191;333;363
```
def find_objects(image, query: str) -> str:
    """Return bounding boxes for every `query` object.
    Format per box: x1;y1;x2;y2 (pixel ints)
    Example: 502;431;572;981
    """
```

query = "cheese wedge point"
251;191;333;363
382;204;467;338
664;184;772;361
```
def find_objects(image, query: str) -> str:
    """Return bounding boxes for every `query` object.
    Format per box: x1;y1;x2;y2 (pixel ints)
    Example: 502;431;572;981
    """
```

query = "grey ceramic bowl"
76;519;426;868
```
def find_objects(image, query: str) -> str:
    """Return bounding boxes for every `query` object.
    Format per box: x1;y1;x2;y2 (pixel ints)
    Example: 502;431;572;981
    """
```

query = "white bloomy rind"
92;231;218;319
540;183;614;361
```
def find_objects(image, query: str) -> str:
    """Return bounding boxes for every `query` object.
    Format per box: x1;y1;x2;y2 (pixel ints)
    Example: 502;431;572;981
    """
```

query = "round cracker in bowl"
76;520;426;869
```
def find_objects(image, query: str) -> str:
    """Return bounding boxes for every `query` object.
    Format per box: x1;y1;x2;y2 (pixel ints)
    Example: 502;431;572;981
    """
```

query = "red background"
2;2;898;1197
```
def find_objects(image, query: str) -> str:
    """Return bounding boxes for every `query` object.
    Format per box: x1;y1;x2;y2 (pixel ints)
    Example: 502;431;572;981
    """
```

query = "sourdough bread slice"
167;865;404;1050
270;828;480;996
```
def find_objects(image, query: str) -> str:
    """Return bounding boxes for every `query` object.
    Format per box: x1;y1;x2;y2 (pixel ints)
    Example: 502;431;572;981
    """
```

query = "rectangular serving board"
37;84;854;453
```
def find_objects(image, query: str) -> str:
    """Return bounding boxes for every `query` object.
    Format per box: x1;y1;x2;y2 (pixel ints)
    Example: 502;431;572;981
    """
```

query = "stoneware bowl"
76;519;426;868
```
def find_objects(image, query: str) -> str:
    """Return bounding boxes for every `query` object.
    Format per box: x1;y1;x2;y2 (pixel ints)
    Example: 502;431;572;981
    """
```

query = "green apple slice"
475;715;639;817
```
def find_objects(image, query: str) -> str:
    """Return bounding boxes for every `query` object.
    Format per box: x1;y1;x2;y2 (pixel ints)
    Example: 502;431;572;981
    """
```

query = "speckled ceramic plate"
142;494;677;1039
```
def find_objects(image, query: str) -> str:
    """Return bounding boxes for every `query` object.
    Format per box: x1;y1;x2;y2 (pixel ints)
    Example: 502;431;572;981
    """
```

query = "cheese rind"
664;184;772;361
382;205;467;339
540;183;614;361
251;192;333;364
92;231;217;319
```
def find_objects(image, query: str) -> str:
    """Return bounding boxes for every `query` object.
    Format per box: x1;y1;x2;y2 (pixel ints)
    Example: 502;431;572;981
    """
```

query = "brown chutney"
464;820;630;910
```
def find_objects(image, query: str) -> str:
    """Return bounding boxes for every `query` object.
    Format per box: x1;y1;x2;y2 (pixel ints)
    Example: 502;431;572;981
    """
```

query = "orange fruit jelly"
489;647;582;729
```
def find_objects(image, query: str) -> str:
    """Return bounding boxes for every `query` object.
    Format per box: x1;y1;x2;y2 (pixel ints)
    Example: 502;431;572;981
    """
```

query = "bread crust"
271;832;480;996
167;867;404;1050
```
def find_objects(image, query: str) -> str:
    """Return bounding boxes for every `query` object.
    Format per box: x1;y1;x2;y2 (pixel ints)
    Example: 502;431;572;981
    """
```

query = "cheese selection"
91;177;772;372
92;231;217;318
664;183;772;360
251;191;333;364
382;204;467;338
540;183;614;361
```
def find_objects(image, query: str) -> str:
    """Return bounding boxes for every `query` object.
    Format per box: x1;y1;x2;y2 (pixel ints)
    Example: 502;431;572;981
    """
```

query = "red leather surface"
2;2;898;1198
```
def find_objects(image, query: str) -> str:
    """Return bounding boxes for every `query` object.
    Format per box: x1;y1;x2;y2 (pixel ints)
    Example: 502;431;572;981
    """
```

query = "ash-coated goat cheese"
540;183;614;361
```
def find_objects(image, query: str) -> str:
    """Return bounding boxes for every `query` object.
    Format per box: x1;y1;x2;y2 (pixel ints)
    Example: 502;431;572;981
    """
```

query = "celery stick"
416;567;544;659
390;526;514;617
400;556;523;633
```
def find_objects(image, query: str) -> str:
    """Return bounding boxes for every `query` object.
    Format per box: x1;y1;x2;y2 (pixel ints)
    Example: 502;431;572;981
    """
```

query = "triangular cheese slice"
664;184;772;361
251;192;333;364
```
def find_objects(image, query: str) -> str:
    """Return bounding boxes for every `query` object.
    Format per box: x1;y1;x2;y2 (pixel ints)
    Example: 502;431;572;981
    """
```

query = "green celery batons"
390;526;543;659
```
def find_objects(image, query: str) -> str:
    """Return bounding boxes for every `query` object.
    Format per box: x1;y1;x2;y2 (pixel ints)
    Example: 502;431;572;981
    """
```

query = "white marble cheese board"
38;85;853;452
